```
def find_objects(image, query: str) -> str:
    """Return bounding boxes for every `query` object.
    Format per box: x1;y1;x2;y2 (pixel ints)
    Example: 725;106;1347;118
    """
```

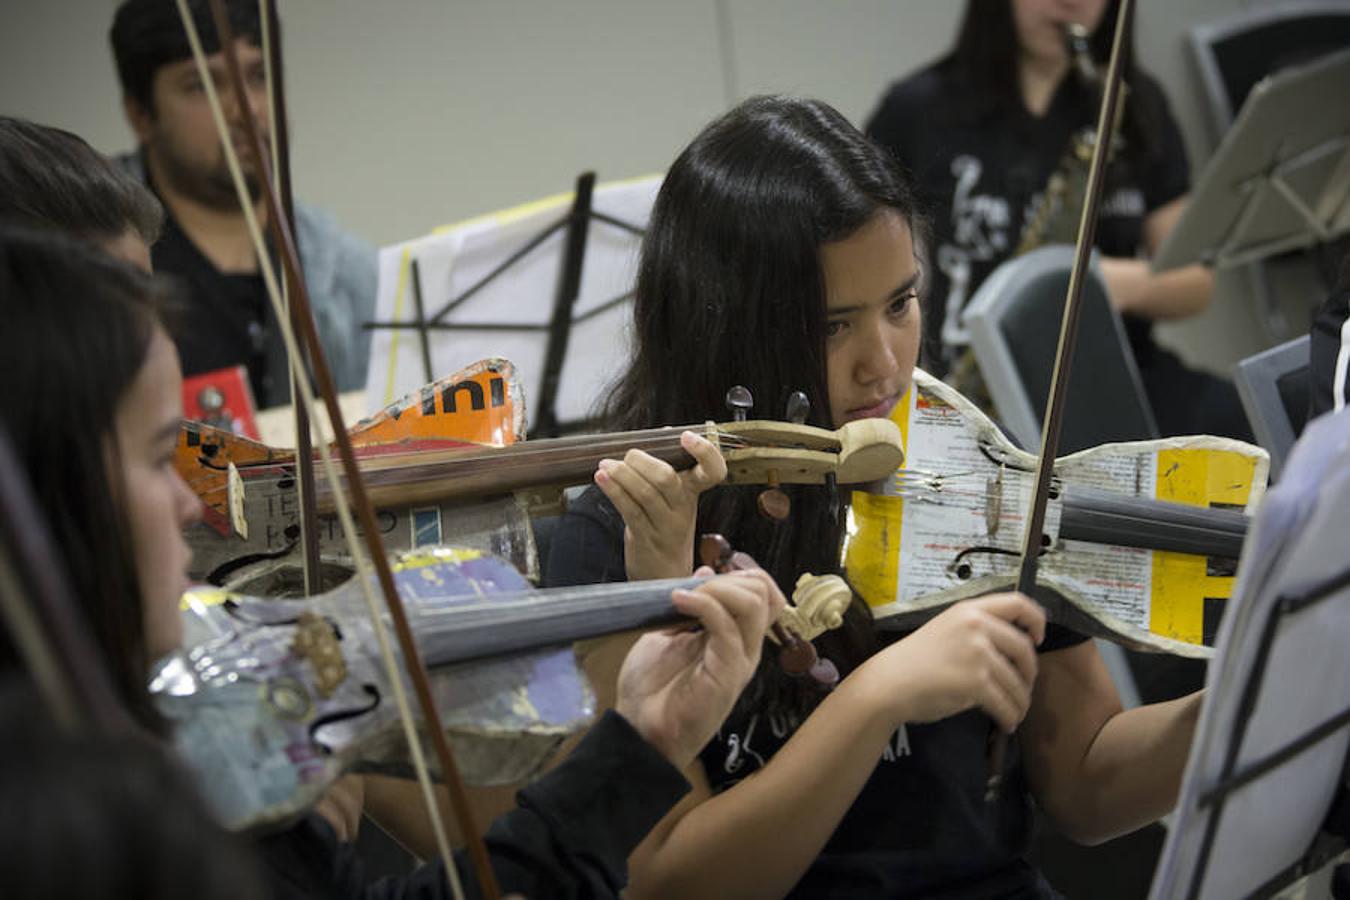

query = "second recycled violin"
156;543;852;832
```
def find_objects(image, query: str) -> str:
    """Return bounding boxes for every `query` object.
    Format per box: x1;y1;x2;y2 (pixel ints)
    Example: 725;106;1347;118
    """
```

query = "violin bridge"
226;461;247;540
291;611;347;698
985;465;1004;537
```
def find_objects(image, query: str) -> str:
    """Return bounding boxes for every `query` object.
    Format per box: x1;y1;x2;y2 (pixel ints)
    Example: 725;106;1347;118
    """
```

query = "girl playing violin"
546;95;1203;899
0;224;786;899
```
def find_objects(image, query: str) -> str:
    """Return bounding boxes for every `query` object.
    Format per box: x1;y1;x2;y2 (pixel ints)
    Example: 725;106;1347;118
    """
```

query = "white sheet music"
365;176;661;431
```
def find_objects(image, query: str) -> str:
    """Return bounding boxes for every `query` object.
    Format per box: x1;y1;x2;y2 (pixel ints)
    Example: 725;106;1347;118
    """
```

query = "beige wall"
0;0;1299;372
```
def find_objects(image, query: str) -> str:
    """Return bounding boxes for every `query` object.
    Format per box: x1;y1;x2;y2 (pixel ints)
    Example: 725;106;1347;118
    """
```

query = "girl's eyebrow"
826;271;921;317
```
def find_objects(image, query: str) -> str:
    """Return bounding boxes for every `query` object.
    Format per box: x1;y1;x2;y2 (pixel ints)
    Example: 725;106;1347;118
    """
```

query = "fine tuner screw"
785;391;810;425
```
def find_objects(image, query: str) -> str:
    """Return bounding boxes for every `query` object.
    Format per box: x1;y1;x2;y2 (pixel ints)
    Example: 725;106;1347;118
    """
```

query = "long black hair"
605;96;926;714
0;678;264;897
0;226;172;734
941;0;1166;164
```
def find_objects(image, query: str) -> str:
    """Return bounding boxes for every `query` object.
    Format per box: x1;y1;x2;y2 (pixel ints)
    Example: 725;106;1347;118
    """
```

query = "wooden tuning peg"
725;385;753;422
757;470;790;521
775;628;819;676
698;533;734;571
697;533;837;688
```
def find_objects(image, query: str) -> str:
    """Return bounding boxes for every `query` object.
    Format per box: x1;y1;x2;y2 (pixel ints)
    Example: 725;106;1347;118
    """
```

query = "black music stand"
1155;47;1350;278
363;172;655;437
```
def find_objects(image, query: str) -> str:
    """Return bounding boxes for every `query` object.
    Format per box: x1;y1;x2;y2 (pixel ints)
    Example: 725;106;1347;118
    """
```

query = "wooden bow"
985;0;1136;802
177;2;496;896
257;0;322;594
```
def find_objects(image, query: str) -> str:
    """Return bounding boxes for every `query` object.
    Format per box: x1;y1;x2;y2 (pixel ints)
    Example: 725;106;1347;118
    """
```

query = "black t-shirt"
545;486;1084;899
865;63;1190;377
1309;253;1350;420
151;205;283;408
255;710;689;899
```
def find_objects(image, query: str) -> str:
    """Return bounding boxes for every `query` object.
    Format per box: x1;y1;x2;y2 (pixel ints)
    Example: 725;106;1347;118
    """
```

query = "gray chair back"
964;244;1158;454
1233;335;1311;481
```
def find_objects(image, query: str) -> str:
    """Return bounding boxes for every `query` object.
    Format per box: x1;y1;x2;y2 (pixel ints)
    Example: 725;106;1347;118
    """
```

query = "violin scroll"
720;385;906;521
697;534;840;687
786;573;850;642
833;418;906;485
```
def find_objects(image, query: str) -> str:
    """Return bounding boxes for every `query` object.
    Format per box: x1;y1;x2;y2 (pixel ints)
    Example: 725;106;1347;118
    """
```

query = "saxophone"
1015;23;1128;253
946;23;1128;411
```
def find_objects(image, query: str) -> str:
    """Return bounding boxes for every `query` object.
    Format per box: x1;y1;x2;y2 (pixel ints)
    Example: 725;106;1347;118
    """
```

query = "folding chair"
964;244;1158;455
1233;335;1311;481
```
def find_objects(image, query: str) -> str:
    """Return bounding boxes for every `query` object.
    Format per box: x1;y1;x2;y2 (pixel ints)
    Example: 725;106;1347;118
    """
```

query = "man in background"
110;0;375;409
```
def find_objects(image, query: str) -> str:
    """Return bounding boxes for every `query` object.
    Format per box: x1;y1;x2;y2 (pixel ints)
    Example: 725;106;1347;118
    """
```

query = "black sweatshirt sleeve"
543;486;628;588
260;712;689;900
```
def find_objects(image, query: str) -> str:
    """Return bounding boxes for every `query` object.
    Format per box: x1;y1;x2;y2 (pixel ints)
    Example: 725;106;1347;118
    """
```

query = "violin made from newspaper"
845;369;1268;658
155;544;851;832
179;370;905;586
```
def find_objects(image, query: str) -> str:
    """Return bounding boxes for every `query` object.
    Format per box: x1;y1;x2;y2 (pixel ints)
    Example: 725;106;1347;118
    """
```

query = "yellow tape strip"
1148;448;1256;644
844;385;914;606
391;547;485;572
383;245;414;407
180;586;231;611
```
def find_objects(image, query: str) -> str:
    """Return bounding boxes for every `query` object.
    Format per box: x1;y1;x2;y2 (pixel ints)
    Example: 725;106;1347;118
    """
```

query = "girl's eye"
888;291;917;317
825;320;847;338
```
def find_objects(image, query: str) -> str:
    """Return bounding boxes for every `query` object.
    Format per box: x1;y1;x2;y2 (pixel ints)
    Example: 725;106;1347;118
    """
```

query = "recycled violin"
154;544;852;832
845;369;1268;657
178;361;906;585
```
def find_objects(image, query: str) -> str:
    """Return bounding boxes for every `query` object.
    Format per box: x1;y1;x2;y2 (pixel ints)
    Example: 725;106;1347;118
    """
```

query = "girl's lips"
845;395;899;422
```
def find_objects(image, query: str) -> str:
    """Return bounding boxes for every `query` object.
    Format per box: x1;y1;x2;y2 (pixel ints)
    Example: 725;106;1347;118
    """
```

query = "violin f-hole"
309;684;382;754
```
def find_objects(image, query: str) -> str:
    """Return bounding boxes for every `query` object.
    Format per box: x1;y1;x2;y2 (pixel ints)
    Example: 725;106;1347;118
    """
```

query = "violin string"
200;457;967;512
217;421;910;484
221;429;735;473
193;425;909;515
